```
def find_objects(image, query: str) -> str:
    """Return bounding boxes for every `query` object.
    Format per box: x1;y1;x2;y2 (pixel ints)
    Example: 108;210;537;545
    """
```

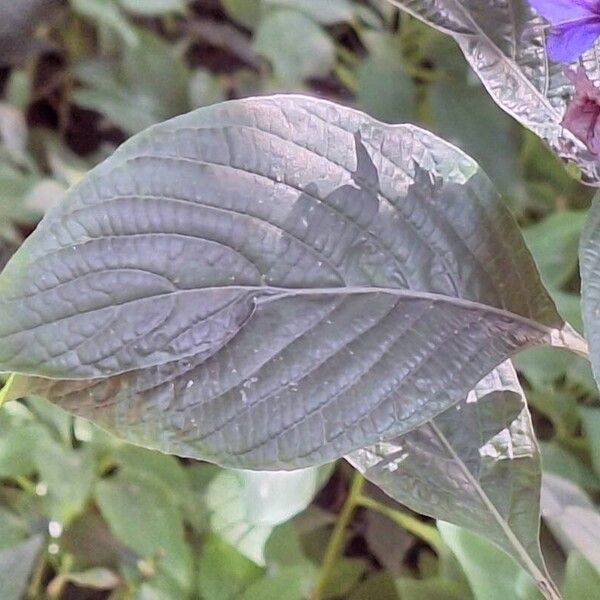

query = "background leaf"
0;535;45;600
438;522;543;600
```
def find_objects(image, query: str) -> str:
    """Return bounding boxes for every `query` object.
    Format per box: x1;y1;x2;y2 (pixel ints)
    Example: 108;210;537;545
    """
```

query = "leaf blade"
0;95;567;468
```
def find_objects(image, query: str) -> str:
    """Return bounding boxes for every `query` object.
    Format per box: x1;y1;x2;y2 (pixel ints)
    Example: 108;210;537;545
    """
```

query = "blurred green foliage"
0;1;599;598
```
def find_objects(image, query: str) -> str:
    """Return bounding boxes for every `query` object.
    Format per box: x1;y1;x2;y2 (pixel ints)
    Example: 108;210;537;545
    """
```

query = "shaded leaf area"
581;194;600;389
0;95;568;469
347;361;558;598
387;0;600;185
0;535;45;600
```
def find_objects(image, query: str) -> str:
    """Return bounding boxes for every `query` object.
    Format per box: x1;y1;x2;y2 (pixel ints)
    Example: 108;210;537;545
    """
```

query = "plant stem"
311;471;365;600
356;495;445;556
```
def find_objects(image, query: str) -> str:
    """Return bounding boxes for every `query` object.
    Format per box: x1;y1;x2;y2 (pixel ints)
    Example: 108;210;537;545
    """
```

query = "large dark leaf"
347;361;559;599
0;96;580;468
387;0;600;186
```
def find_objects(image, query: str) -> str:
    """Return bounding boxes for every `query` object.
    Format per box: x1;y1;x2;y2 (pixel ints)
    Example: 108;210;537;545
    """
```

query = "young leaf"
0;95;580;469
347;361;559;599
387;0;600;186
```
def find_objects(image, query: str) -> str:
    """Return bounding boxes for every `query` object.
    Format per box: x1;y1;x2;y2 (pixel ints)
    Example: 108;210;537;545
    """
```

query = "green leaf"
0;95;574;470
562;553;600;600
207;467;328;564
197;535;263;600
540;442;600;493
240;565;310;600
348;362;557;598
349;572;400;600
429;81;520;201
118;0;187;15
221;0;262;29
74;30;189;134
0;535;44;600
0;420;49;478
95;470;193;592
524;212;586;290
541;474;600;571
438;523;544;600
71;0;138;46
320;558;367;600
0;506;30;550
357;32;417;123
254;11;335;85
33;436;95;524
395;577;469;600
579;407;600;478
265;0;355;24
114;443;190;501
65;567;120;590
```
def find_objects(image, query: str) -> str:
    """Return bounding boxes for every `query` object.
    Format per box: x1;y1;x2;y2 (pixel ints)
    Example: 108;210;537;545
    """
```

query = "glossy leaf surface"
387;0;600;185
0;95;574;469
348;362;558;598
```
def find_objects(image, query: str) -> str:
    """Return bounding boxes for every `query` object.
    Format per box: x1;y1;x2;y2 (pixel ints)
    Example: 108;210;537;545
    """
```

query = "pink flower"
562;67;600;154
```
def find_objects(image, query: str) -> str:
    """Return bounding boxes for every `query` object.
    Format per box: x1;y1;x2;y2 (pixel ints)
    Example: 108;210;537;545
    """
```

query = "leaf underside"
388;0;600;186
347;360;559;599
0;95;564;468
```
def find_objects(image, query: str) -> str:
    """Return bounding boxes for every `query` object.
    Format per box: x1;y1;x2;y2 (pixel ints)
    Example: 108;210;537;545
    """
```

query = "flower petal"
547;18;600;62
529;0;598;23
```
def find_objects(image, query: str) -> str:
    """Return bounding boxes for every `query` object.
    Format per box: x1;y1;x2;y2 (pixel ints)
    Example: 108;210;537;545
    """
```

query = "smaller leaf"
240;565;310;600
541;474;600;570
65;567;120;590
254;10;335;85
524;212;586;290
320;558;367;600
349;572;400;600
562;553;600;600
579;407;600;478
33;436;95;524
118;0;187;15
265;0;355;24
540;442;600;493
197;535;263;600
207;466;329;565
395;577;469;600
221;0;262;29
0;535;45;600
438;523;543;600
357;32;417;123
347;362;557;597
71;0;138;46
95;470;193;591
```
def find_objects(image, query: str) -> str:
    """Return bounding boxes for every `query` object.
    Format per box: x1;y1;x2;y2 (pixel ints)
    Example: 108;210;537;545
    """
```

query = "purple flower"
562;67;600;153
530;0;600;62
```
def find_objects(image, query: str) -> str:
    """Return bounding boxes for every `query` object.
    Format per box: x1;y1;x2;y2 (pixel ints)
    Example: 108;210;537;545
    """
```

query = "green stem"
356;495;445;556
311;471;365;600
